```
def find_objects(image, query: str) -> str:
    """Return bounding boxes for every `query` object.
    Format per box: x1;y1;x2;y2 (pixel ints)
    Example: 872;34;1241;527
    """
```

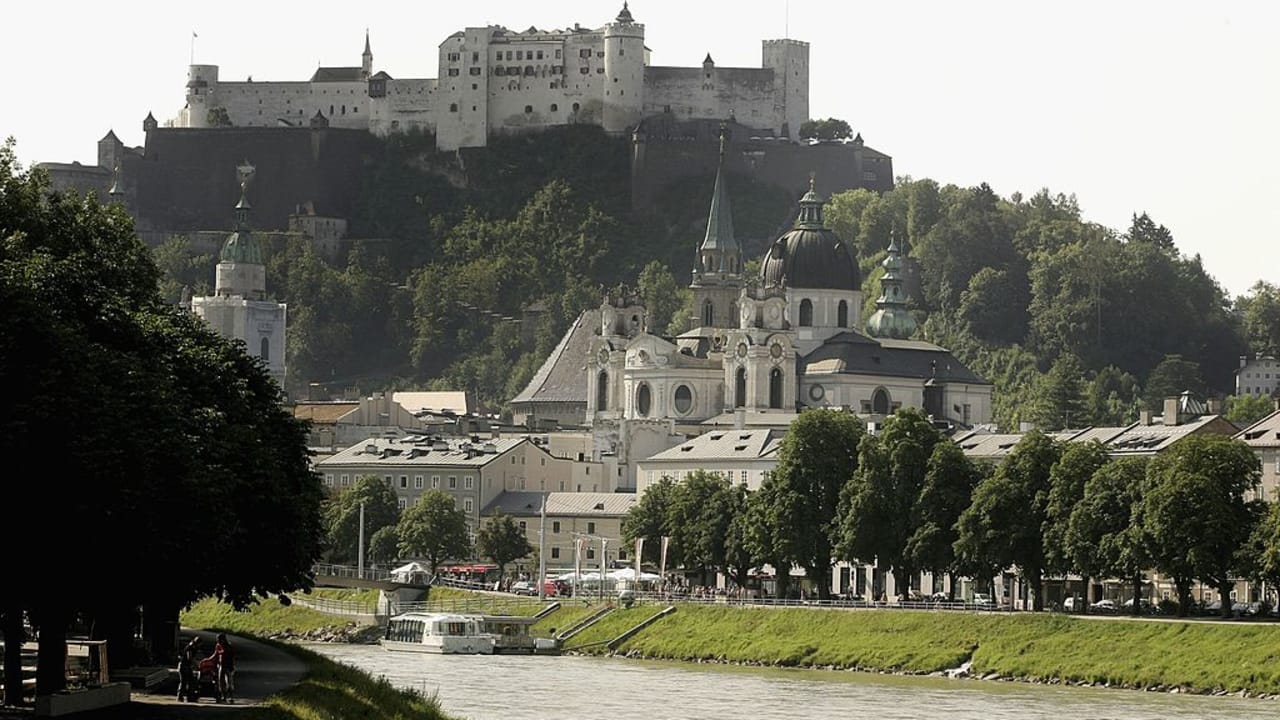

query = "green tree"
958;266;1029;345
1223;394;1276;427
1123;211;1174;252
324;475;401;565
798;118;853;141
636;260;685;335
1028;353;1088;430
721;483;758;591
1235;281;1280;356
668;471;737;582
905;440;982;598
1084;365;1141;426
397;489;471;575
476;511;534;580
622;476;677;567
207;107;233;127
759;409;864;599
369;526;402;566
836;408;941;596
1143;354;1205;412
1241;502;1280;601
1140;435;1261;617
1042;441;1110;583
954;430;1061;610
1065;457;1149;614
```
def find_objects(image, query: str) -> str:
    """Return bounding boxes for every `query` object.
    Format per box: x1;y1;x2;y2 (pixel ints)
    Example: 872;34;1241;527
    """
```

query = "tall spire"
865;227;916;339
794;172;825;228
697;123;740;274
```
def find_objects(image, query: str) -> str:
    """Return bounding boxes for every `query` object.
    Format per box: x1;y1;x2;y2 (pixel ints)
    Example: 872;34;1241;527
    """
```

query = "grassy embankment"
182;589;1280;700
561;602;1280;697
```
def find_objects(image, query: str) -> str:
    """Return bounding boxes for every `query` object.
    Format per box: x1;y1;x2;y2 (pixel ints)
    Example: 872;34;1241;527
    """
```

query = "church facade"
513;141;992;442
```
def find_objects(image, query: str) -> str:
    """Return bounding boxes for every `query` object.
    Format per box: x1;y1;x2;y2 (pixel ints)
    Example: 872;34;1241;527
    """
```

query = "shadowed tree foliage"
1042;440;1111;580
905;440;983;598
0;139;324;697
1065;457;1150;614
325;475;401;565
476;511;534;580
622;476;678;568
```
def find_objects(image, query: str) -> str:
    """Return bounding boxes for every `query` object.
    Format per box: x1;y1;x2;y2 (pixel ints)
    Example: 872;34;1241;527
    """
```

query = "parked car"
973;593;995;609
1062;596;1080;611
511;580;538;596
1090;598;1117;613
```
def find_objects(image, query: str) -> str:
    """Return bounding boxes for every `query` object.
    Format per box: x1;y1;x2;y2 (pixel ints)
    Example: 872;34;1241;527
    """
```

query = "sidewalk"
0;629;306;719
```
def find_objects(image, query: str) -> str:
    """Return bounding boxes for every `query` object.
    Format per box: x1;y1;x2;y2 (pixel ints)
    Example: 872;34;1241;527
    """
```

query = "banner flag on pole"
659;535;670;580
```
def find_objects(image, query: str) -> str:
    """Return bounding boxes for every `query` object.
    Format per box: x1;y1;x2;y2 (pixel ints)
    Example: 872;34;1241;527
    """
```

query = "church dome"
220;230;263;265
758;186;859;292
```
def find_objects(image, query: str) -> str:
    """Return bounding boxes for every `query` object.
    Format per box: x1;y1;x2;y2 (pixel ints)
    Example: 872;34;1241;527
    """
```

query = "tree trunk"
1131;572;1143;616
1218;580;1235;619
947;572;957;601
811;565;831;600
2;605;28;707
1029;567;1044;611
1174;577;1192;617
34;608;68;697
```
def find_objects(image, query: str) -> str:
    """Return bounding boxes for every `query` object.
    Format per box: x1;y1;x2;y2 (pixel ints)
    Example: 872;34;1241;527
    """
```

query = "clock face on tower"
736;342;748;358
770;342;783;359
598;348;610;365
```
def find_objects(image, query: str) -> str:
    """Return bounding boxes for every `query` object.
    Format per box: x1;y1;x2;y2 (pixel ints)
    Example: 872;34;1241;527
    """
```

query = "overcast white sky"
2;1;1276;299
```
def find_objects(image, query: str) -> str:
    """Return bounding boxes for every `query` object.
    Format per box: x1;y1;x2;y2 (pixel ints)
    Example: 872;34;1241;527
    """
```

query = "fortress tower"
602;2;645;135
762;39;809;141
182;65;220;129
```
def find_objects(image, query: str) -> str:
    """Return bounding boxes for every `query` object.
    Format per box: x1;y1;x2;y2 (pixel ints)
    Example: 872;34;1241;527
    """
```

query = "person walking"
176;636;201;702
208;633;236;703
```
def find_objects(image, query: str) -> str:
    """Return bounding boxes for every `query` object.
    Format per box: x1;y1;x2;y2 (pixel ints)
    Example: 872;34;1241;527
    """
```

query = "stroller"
194;657;223;702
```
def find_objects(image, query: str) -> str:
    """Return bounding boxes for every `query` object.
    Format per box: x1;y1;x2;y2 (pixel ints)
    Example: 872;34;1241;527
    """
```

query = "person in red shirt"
206;633;236;703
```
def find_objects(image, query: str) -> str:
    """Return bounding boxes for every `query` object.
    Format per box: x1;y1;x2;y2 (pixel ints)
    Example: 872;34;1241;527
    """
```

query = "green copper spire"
865;228;916;339
794;173;825;229
697;123;741;274
220;163;264;265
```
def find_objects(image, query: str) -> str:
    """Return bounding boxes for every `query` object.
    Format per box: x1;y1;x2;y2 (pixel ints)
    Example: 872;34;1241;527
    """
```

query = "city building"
636;425;783;495
480;491;637;577
1235;355;1279;398
171;4;808;152
1235;407;1280;504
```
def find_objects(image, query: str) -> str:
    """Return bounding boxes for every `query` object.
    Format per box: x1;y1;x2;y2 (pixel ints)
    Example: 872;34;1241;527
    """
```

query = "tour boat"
381;612;496;655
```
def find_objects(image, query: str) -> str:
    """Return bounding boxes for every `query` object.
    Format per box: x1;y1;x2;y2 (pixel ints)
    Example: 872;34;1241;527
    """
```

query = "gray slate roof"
1235;409;1280;448
318;435;526;468
802;331;989;385
510;309;598;405
311;67;364;82
645;428;783;462
481;491;636;518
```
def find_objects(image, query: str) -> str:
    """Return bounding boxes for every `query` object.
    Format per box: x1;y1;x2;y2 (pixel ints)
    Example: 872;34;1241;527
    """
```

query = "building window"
551;547;560;559
516;50;523;60
580;48;591;58
400;475;408;489
450;103;458;112
586;521;596;534
702;299;714;327
838;300;849;327
464;498;474;513
550;103;558;112
740;470;748;484
447;68;459;76
398;498;407;510
325;474;334;486
735;367;747;408
469;67;481;76
465;476;474;490
597;370;609;410
525;105;533;113
259;337;269;361
449;476;457;489
768;369;785;409
414;475;424;489
674;384;693;414
799;298;813;326
432;475;440;488
872;387;890;415
587;548;596;559
572;102;580;112
519;521;527;532
553;521;561;533
636;383;652;417
384;474;392;485
340;474;350;486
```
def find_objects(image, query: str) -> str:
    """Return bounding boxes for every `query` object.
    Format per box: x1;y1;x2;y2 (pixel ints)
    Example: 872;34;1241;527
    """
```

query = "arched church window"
769;369;784;409
260;337;269;361
735;368;747;408
729;302;738;327
674;385;693;414
872;387;890;415
597;371;609;411
838;300;848;328
799;299;813;327
702;300;714;327
636;383;652;417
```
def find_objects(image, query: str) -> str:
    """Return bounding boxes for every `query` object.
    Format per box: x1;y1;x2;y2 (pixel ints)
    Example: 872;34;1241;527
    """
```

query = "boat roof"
389;612;483;622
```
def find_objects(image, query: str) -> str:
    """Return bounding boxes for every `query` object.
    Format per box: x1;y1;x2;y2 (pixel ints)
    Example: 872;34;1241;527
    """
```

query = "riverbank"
548;603;1280;699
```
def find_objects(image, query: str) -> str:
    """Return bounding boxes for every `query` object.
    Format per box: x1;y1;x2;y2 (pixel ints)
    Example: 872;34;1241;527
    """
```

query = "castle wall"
644;67;780;133
370;79;439;135
213;80;370;128
133;126;379;232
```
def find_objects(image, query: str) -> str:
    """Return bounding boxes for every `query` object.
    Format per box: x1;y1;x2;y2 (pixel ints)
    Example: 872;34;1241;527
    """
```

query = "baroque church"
513;134;992;450
183;164;288;387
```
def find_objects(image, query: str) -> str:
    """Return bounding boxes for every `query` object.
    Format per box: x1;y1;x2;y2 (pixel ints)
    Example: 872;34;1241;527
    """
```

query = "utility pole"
537;494;548;600
357;501;366;580
600;538;608;603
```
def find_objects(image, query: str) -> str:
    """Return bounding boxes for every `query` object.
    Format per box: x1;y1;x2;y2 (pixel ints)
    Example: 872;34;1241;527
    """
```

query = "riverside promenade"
0;629;306;719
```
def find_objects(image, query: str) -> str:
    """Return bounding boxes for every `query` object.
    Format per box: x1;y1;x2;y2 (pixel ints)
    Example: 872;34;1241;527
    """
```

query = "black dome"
758;189;859;291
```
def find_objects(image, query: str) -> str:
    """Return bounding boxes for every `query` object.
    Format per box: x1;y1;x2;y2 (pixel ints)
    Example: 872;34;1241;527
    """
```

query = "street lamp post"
357;501;366;580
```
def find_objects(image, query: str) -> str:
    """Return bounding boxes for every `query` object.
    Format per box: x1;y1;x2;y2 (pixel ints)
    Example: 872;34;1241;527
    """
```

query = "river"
304;643;1276;720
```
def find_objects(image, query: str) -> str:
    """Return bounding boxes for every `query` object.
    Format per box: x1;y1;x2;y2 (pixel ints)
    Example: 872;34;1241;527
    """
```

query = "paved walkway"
0;629;307;719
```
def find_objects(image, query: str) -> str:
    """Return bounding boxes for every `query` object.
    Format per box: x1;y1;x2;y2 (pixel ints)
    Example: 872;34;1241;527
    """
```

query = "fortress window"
506;51;513;61
550;103;558;112
524;105;533;114
580;48;591;58
517;51;524;60
329;104;334;115
838;300;849;327
769;369;784;409
448;52;460;62
799;299;813;326
495;66;504;76
620;48;624;55
472;51;479;62
580;67;589;74
450;103;458;112
596;68;605;74
472;84;478;90
596;51;604;58
470;67;480;75
572;102;580;112
448;68;459;76
525;65;534;75
555;49;561;59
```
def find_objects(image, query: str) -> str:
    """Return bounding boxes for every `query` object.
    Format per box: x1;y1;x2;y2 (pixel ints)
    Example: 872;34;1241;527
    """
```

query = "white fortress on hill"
173;3;809;152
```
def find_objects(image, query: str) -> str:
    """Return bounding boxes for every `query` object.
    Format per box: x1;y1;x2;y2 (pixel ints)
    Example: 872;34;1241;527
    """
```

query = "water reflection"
305;643;1276;720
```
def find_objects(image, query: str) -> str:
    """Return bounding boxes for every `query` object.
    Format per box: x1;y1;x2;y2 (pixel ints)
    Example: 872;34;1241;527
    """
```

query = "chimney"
1162;397;1180;426
734;407;746;430
1241;355;1249;368
1139;409;1152;426
1207;397;1222;415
